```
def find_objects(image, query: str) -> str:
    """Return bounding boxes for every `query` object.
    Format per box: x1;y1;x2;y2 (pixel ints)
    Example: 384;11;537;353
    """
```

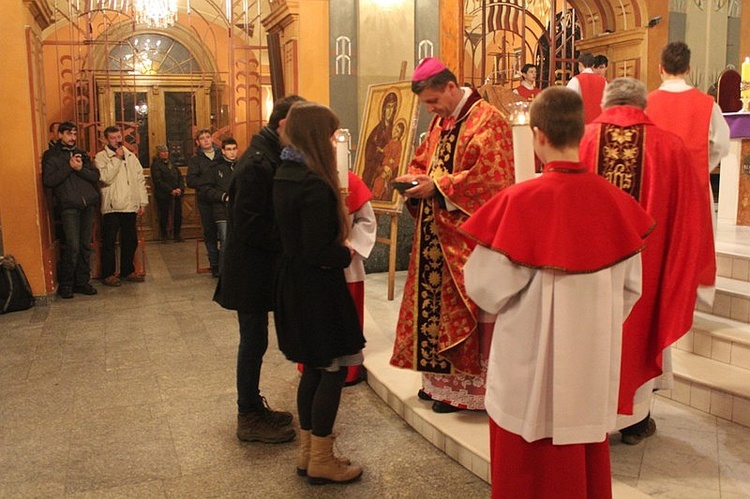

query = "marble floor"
0;239;749;497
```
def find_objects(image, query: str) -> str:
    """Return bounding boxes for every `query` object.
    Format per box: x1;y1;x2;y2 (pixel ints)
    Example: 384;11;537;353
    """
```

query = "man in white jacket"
95;126;149;287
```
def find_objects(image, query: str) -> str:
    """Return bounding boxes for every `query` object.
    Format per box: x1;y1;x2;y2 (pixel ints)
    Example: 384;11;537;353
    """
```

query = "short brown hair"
660;41;690;75
530;87;584;148
195;128;212;140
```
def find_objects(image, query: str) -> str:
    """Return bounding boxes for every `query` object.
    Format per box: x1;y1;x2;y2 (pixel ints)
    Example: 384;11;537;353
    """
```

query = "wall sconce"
647;16;662;28
135;100;149;116
334;128;351;191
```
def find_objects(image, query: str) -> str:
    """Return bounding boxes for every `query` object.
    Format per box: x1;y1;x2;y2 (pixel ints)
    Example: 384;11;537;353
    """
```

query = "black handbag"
0;255;35;314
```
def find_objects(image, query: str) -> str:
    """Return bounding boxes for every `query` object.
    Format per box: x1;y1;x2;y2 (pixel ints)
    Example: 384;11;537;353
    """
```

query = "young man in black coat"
213;95;305;443
187;129;221;276
42;121;100;299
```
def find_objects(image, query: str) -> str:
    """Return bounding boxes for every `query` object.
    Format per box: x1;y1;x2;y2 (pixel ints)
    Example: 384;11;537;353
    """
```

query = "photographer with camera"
95;126;148;287
42;121;101;299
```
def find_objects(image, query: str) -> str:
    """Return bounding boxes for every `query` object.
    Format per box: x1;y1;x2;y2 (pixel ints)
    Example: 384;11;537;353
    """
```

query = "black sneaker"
73;283;98;295
57;286;74;299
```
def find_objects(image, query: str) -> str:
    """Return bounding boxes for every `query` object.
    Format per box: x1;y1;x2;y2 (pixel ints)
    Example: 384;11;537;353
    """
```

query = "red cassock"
577;72;607;124
514;84;540;101
579;105;710;414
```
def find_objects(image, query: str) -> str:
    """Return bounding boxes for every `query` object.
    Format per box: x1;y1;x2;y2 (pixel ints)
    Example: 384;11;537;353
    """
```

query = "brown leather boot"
297;430;351;476
307;434;362;485
236;412;295;443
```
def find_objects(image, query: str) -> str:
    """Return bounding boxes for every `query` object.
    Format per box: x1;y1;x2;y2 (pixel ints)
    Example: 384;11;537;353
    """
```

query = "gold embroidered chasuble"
390;91;515;376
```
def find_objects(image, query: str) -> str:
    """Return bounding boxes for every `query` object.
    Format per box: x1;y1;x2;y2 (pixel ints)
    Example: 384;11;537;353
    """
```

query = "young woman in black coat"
273;102;365;485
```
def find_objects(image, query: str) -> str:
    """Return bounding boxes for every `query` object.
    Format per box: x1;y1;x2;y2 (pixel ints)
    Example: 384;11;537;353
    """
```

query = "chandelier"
133;0;178;28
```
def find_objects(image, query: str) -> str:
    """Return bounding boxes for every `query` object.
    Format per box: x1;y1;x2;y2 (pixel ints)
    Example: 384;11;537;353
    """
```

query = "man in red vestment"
646;41;729;289
463;86;653;499
513;63;541;101
567;52;607;124
580;78;710;444
389;57;515;413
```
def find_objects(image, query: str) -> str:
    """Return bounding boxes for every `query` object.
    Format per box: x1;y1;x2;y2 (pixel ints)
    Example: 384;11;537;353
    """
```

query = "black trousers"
101;212;138;279
155;195;182;238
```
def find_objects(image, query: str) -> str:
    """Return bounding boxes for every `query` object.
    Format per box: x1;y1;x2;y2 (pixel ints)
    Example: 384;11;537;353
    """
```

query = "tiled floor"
1;239;749;497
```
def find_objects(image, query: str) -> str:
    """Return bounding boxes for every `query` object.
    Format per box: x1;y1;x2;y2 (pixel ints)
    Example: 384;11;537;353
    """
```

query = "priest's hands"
394;174;435;199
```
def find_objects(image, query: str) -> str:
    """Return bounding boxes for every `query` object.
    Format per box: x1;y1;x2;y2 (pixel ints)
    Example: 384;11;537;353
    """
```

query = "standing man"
580;78;711;444
593;55;609;78
150;144;185;243
566;52;607;123
198;137;238;274
95;126;148;287
48;121;61;149
213;95;305;443
513;63;541;101
389;58;515;413
42;121;100;299
187;129;222;277
646;41;730;293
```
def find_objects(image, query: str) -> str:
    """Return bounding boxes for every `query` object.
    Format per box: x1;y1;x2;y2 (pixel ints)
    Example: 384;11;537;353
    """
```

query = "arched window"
335;35;352;76
108;34;201;75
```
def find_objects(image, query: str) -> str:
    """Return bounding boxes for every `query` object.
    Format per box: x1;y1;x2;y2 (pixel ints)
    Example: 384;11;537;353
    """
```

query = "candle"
512;125;536;183
335;137;349;191
742;56;750;99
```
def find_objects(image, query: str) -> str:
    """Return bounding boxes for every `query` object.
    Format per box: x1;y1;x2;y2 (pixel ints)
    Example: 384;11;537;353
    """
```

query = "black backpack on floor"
0;255;35;314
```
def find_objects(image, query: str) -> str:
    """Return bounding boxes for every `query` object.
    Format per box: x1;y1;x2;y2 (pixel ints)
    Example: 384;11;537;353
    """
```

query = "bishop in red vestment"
389;58;515;412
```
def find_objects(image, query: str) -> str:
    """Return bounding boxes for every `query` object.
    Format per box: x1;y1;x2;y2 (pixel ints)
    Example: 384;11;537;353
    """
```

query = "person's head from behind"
49;121;61;140
520;63;538;84
283;102;349;241
529;87;584;163
660;41;690;76
602;78;647;110
58;121;77;146
221;137;238;161
196;128;213;152
268;94;306;135
593;55;608;77
411;58;461;118
577;52;596;71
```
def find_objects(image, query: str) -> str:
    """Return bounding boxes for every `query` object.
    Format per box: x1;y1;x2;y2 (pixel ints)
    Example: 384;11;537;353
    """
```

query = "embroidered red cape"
461;162;653;273
580;105;710;413
390;89;515;376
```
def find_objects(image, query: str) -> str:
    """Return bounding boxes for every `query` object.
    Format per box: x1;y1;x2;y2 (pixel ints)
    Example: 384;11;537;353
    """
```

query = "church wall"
0;1;51;296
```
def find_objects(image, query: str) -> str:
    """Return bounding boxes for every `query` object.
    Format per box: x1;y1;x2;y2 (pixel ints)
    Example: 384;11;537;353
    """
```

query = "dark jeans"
58;205;95;288
101;212;138;279
237;311;269;414
155;195;182;239
198;201;219;271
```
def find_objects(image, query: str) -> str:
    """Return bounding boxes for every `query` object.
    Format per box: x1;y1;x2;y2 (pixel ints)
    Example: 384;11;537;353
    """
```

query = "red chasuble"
647;88;716;286
390;89;515;376
461;161;652;272
580;105;710;413
514;84;540;101
577;73;606;124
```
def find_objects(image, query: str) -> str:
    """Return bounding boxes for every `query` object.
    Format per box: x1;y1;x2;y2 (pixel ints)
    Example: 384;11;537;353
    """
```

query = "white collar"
658;78;692;92
450;87;471;119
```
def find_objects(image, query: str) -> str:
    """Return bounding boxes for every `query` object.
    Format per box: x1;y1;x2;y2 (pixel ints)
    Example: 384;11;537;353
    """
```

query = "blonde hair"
284;102;349;243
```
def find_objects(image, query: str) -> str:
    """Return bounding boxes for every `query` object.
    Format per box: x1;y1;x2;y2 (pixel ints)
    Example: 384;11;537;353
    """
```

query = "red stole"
577;73;606;124
581;105;711;413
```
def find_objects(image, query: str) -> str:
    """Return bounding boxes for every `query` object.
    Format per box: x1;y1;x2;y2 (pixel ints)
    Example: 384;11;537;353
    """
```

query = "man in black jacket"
213;95;304;443
150;145;185;242
198;137;238;275
42;121;100;299
187;129;221;276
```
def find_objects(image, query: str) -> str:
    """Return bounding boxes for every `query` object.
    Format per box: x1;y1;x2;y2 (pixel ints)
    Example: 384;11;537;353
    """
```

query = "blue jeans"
58;205;95;288
198;202;219;271
237;311;269;414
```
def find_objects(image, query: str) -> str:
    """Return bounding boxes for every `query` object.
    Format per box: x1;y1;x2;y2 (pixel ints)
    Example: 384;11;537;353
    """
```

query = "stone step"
698;275;750;322
717;251;750;282
677;311;750;369
665;349;750;428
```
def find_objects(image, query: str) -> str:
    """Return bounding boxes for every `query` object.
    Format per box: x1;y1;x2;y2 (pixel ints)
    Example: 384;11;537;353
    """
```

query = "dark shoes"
432;400;462;413
57;286;74;299
621;417;657;445
237;411;295;443
73;283;98;295
417;389;432;401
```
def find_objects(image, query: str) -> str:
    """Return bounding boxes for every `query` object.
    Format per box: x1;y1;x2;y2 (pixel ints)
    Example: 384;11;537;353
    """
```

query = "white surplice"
464;246;642;445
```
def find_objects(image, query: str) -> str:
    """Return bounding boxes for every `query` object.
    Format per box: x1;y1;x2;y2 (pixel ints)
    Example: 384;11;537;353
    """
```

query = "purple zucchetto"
412;57;448;82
